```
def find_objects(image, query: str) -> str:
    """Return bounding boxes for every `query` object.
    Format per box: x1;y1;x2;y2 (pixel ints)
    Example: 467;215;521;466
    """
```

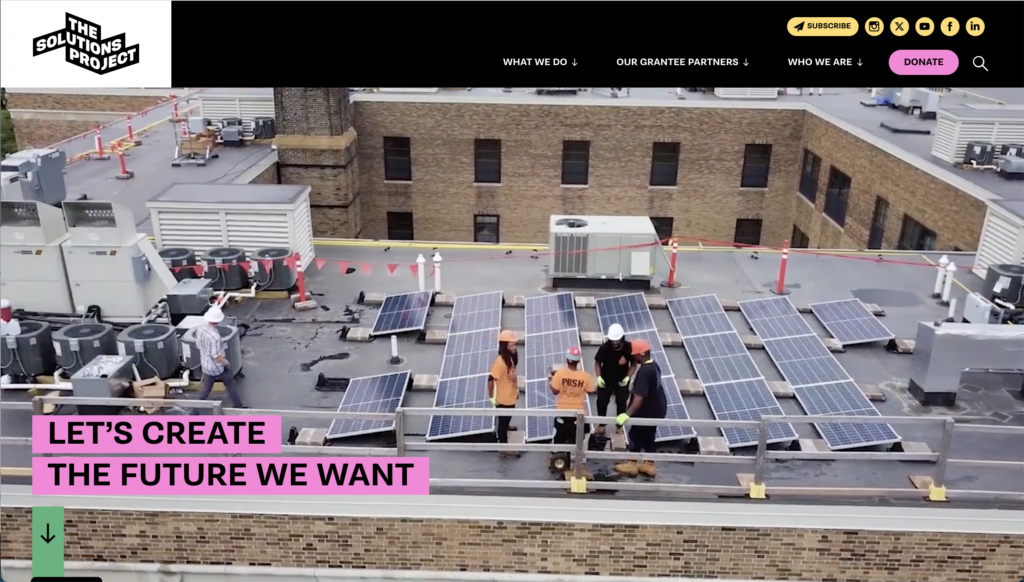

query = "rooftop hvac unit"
159;247;200;281
116;323;181;380
70;354;134;415
714;88;779;100
0;148;68;206
147;184;316;271
547;216;665;290
52;322;117;376
931;107;1024;164
0;201;74;313
180;324;243;378
985;264;1024;307
203;247;249;291
253;247;297;291
998;156;1024;180
1;320;57;377
61;201;177;322
187;117;208;135
964;142;996;166
197;90;275;140
999;143;1024;158
253;117;276;140
221;126;245;147
165;278;215;317
220;117;243;128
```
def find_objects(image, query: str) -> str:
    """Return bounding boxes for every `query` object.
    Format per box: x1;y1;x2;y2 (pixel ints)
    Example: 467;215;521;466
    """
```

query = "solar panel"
810;299;896;345
325;371;410;439
523;293;592;442
425;292;504;441
740;299;900;450
667;295;797;448
596;294;695;442
370;291;433;336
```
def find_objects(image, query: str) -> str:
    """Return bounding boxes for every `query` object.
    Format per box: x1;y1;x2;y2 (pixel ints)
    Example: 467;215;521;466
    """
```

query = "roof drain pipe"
213;280;258;307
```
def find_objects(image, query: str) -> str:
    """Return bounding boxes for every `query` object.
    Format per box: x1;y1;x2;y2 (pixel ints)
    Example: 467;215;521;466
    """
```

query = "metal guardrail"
2;396;1023;501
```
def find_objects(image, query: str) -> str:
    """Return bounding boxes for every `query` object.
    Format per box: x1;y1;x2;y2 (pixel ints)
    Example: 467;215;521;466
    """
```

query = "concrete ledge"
678;379;704;396
580;331;605;346
345;328;373;342
508;295;526;307
901;441;934;456
822;338;845;352
858;383;886;402
719;299;741;312
644;295;668;309
863;303;886;316
892;339;916;354
574;296;597;309
698;436;730;455
423;330;448;344
741;335;764;349
8;109;132;122
362;292;387;306
768;381;794;398
413;374;439;390
660;332;683;347
797;439;829;452
433;293;457;306
792;302;813;314
296;428;328;446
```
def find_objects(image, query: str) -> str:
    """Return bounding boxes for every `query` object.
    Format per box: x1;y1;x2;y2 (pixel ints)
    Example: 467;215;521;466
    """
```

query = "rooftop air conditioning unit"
997;156;1024;180
116;323;182;380
180;324;243;378
1;320;57;377
964;142;996;166
52;322;117;376
547;215;665;290
999;143;1024;158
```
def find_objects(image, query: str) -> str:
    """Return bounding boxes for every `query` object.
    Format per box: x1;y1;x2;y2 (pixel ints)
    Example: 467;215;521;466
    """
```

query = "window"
474;215;500;244
474;139;501;184
561;140;590;186
740;144;772;188
650;142;680;187
386;212;414;240
791;225;810;248
383;137;412;182
650;217;674;243
823;167;851;226
798;149;821;202
733;219;763;247
897;215;937;251
867;196;889;250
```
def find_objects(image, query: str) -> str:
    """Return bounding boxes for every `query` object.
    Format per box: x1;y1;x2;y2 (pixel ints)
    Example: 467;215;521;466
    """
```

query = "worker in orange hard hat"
613;338;666;478
488;330;520;458
549;346;596;477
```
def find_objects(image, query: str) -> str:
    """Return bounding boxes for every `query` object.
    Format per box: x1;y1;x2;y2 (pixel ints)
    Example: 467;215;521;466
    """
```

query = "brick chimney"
272;88;360;238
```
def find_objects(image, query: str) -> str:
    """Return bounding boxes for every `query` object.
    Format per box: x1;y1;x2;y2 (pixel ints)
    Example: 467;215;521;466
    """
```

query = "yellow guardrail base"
569;476;588;494
927;484;948;502
749;482;767;499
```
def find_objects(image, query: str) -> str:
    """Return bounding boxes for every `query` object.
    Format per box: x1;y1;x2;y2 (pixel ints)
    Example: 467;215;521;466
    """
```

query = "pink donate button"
889;50;959;75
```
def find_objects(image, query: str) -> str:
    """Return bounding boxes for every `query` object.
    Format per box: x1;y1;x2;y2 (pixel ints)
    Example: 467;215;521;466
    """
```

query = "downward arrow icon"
40;523;56;543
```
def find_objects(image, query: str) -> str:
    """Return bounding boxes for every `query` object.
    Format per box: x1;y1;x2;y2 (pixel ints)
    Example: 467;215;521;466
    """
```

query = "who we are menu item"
33;416;430;495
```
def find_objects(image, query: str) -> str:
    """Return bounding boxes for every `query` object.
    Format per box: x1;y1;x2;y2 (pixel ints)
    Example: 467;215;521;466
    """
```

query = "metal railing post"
573;411;586;481
395;409;407;457
31;397;44;416
931;418;956;490
750;418;769;498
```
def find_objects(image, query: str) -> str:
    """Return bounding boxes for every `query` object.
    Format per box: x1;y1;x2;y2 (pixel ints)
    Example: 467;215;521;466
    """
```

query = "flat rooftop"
3;244;1022;507
352;87;1024;208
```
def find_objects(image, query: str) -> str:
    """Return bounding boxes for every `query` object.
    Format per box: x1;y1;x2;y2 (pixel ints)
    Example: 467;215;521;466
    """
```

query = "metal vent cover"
60;323;111;339
554;218;588;228
124;324;172;340
255;247;291;259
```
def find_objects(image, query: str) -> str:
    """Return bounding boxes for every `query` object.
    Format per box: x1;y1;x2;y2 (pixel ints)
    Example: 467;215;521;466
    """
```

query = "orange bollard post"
86;127;111;161
126;115;142;146
772;239;791;295
660;236;681;288
114;145;134;180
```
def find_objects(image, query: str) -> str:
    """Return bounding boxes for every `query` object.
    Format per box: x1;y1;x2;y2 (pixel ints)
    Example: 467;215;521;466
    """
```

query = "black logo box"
32;13;124;58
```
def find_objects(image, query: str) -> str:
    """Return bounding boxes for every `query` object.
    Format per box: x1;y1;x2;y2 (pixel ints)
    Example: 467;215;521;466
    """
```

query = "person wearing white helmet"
593;323;634;436
194;305;245;408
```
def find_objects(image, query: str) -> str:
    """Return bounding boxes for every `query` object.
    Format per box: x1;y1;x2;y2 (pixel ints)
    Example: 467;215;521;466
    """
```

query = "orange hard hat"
631;339;651;355
498;330;517;343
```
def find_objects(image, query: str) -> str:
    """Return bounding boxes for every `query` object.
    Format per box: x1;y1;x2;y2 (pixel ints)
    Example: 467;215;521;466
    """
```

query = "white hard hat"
204;306;225;324
607;323;625;341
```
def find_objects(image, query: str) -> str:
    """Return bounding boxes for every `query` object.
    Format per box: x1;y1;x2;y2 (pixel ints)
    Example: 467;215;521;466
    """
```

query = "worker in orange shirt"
488;330;520;458
549;346;595;476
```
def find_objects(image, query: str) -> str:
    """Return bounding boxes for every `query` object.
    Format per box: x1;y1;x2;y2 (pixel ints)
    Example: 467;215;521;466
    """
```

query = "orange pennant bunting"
238;261;251;273
387;264;398;275
409;263;418;277
315;258;327;270
261;259;274;272
192;265;204;276
338;261;350;273
360;263;372;276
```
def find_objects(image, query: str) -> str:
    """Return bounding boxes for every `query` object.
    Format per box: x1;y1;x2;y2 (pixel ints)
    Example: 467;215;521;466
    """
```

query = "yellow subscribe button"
788;17;860;37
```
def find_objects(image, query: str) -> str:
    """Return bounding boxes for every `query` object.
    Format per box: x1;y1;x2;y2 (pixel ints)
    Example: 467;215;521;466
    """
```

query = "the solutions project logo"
32;12;140;75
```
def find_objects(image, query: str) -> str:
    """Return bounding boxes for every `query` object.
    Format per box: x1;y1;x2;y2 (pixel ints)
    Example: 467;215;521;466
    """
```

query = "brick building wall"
7;92;169;149
1;507;1021;581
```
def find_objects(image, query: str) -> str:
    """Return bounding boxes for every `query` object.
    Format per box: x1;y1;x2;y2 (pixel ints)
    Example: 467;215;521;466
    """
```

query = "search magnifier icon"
973;56;988;71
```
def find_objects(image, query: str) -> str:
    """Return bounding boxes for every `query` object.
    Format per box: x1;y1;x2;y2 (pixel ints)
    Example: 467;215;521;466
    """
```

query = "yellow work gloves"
618;377;630;387
616;413;630;426
597;377;606;389
489;396;497;407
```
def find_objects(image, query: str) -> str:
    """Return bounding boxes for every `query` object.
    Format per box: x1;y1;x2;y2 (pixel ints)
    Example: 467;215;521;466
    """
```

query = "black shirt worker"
614;338;666;478
593;323;635;436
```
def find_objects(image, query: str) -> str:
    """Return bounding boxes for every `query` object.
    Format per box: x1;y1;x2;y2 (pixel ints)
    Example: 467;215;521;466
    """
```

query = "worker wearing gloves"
550;346;596;443
488;330;520;458
593;323;634;436
613;339;667;478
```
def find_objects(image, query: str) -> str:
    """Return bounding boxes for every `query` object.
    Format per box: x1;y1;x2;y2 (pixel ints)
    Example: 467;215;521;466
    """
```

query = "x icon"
895;22;904;31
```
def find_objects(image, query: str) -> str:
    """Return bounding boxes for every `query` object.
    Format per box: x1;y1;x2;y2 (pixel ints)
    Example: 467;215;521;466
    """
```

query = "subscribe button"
788;17;859;36
889;50;959;75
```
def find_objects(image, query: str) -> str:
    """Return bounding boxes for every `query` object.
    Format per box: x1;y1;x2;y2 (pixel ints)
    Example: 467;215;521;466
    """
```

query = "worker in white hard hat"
194;306;245;408
593;323;635;436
